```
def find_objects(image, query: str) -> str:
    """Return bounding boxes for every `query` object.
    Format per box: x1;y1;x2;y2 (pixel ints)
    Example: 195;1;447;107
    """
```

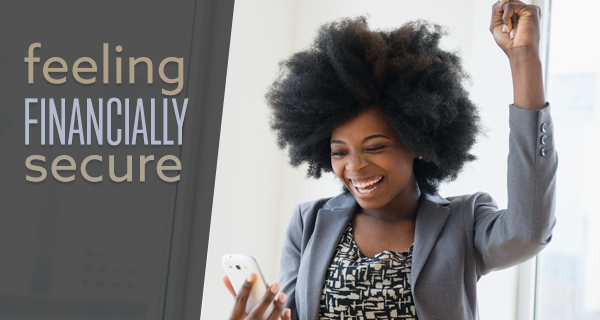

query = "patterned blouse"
318;223;418;320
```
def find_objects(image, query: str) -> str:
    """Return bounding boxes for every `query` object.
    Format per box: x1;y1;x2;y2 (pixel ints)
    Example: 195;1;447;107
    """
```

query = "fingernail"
285;309;291;317
510;30;515;39
270;283;280;294
246;274;255;283
279;293;287;303
502;24;509;33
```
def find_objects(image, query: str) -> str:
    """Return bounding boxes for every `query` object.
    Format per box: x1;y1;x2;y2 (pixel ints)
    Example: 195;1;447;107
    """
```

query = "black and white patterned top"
318;223;418;320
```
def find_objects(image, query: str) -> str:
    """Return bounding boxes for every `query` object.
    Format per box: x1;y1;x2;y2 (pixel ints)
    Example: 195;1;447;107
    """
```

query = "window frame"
516;1;553;320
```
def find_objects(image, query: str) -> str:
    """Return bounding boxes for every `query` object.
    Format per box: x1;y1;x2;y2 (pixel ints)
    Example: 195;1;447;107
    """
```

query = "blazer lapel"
299;192;356;320
412;192;451;288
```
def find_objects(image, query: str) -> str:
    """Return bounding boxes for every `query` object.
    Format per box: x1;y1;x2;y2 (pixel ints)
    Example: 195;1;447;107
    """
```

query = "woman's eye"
331;151;347;157
367;146;385;152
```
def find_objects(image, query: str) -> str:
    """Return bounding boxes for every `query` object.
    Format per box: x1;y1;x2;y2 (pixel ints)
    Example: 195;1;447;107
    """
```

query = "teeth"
352;176;382;188
357;187;373;194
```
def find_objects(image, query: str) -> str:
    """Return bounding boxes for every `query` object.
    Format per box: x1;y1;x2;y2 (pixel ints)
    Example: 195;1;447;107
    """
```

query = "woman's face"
330;107;418;210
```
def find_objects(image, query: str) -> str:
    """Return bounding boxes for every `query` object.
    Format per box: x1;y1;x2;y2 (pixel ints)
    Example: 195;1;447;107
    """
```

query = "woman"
224;1;556;319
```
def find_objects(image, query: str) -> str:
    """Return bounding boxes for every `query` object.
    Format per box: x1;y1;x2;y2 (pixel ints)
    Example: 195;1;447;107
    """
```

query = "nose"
346;153;368;172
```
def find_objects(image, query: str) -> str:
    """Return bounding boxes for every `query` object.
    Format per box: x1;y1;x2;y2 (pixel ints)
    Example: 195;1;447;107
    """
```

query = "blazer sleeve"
473;103;558;276
278;204;303;320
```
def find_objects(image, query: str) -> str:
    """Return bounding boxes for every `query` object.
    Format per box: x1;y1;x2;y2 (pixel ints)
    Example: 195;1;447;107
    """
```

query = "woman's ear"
411;150;423;160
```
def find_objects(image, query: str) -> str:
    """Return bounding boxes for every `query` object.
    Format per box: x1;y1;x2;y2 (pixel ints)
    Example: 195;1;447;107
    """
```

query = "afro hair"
266;17;480;194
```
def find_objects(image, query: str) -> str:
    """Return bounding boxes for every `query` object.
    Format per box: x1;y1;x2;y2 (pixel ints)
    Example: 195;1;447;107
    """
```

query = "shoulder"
422;190;497;209
292;192;356;222
424;191;500;221
296;197;332;215
289;192;357;228
440;192;501;225
444;191;498;209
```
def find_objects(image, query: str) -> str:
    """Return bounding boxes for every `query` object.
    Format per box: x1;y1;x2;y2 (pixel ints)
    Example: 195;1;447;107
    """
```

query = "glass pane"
535;1;600;319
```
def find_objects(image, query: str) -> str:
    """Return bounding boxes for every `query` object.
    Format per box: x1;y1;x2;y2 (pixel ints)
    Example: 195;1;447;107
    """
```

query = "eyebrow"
330;134;391;145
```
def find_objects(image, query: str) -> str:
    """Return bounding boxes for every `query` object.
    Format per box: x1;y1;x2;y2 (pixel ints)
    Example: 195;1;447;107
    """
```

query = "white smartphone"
222;254;277;320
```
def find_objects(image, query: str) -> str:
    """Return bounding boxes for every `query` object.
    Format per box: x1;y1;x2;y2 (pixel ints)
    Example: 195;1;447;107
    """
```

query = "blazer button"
541;123;549;133
540;135;547;145
540;147;548;157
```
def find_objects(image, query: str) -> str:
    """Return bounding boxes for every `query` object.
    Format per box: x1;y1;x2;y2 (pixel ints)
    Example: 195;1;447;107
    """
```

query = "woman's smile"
349;175;383;196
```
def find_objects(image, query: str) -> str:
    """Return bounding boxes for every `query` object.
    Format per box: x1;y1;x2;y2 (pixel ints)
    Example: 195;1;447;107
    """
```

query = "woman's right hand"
222;274;292;320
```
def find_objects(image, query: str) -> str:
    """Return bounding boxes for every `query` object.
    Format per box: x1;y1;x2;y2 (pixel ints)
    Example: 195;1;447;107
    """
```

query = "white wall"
202;1;533;319
201;1;298;319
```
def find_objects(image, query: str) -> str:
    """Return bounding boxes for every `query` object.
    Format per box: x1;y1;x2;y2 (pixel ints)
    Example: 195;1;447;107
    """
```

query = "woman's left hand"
490;0;542;54
490;0;546;110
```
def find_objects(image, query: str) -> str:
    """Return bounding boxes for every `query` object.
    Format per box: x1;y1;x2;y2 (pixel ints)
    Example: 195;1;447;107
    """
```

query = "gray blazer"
278;104;557;320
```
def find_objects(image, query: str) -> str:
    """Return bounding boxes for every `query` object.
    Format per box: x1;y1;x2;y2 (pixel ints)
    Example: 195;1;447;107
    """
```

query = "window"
535;0;600;319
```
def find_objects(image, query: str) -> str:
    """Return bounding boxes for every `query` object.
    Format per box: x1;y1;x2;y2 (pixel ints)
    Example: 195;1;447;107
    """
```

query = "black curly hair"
266;17;480;194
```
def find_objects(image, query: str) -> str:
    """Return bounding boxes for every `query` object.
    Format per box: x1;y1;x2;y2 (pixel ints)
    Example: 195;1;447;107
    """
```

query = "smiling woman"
221;1;557;319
